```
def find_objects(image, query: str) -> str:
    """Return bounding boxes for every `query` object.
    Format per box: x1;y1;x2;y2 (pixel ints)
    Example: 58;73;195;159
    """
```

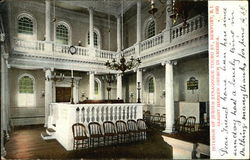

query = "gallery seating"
88;122;104;147
72;123;89;150
127;120;140;141
137;119;147;140
103;121;118;146
184;116;196;132
115;120;130;143
174;115;187;132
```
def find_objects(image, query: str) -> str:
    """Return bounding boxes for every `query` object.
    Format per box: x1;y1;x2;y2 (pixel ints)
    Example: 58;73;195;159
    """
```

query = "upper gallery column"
44;68;53;127
45;0;51;41
164;61;175;133
88;7;94;48
117;74;122;99
136;0;142;43
89;72;95;99
136;69;142;103
116;15;121;52
165;0;173;43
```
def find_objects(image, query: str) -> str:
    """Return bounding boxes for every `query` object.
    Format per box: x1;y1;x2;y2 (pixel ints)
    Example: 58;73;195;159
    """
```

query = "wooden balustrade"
123;46;135;57
95;49;115;59
47;103;144;150
172;14;207;40
140;33;164;51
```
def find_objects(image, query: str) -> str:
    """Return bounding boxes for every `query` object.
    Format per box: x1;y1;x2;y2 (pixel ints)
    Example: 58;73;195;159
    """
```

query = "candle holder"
137;82;141;103
70;77;74;104
102;73;116;100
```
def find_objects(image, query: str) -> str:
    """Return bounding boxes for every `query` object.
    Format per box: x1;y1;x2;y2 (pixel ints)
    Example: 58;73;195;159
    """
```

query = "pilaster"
89;71;95;99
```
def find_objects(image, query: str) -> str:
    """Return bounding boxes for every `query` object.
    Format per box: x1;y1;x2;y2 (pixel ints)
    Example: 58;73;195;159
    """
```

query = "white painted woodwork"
89;72;95;99
44;69;53;127
48;103;144;150
136;1;141;43
164;62;174;133
45;0;51;41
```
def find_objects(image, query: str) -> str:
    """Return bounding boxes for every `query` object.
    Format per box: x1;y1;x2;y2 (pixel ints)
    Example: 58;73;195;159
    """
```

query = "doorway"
56;87;71;102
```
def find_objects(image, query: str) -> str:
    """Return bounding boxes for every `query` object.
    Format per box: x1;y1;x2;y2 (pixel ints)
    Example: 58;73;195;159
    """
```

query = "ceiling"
55;0;138;16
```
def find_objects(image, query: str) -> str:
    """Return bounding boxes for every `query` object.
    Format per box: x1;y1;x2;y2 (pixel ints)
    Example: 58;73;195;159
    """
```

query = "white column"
117;15;121;52
117;74;122;99
44;69;52;127
45;0;51;41
73;80;80;103
136;69;142;102
164;0;173;43
88;8;94;48
164;61;174;133
136;0;142;43
89;72;95;99
1;52;7;157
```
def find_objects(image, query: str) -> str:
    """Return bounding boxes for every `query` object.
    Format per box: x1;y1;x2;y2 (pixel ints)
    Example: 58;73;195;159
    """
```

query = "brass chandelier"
105;55;141;74
105;0;141;73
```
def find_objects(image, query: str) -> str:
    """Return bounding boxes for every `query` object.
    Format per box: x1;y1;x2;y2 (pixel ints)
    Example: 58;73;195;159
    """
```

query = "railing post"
44;42;53;52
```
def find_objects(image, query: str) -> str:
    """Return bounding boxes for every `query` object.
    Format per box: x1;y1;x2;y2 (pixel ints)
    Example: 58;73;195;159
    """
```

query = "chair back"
116;120;128;133
179;115;187;125
72;123;88;138
152;113;161;122
88;122;102;136
160;114;166;123
127;120;138;131
103;121;116;134
186;116;196;126
137;119;147;130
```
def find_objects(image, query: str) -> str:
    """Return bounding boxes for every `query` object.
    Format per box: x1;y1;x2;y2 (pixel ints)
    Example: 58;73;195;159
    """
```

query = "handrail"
140;32;164;51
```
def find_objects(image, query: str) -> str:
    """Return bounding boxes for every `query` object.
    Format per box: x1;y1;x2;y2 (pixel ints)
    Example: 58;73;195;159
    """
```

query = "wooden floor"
5;125;172;159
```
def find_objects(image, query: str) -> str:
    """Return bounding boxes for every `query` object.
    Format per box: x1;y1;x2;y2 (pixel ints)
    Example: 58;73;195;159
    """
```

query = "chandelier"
105;55;141;73
105;0;141;73
101;73;116;100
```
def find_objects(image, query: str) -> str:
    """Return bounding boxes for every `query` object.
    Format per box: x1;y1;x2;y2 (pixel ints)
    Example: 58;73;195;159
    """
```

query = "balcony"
10;15;208;71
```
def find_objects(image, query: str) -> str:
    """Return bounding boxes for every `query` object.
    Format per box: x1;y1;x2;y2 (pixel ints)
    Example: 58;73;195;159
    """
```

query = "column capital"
88;7;94;12
161;60;177;66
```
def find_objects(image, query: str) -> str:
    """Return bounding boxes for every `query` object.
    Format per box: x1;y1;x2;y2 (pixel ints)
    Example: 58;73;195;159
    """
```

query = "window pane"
19;76;34;93
148;78;154;93
95;81;99;95
147;21;155;38
88;31;99;48
18;17;33;35
56;24;69;45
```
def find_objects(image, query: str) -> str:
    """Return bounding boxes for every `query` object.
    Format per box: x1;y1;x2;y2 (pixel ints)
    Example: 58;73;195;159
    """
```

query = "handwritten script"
209;1;249;159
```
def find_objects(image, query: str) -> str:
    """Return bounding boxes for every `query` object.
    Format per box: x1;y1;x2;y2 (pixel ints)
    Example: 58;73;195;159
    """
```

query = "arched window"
145;75;155;104
18;17;33;35
147;20;155;38
87;28;101;49
94;78;102;99
18;74;35;107
144;18;156;39
17;13;37;39
56;24;69;45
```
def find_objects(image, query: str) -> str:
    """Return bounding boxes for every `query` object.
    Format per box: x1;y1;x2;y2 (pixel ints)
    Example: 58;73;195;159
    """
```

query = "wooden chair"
137;119;147;141
127;120;140;141
143;111;151;125
88;122;104;147
159;114;166;129
185;116;196;132
151;113;161;125
72;123;89;150
115;120;130;143
103;121;118;146
175;115;187;132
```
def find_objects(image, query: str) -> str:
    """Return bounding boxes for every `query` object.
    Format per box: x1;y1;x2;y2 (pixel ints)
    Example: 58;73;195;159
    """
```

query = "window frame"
17;74;36;107
143;17;157;40
86;27;102;49
54;21;72;45
16;12;37;40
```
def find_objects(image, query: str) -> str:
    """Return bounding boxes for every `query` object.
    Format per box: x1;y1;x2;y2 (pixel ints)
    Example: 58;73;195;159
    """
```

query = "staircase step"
41;131;55;140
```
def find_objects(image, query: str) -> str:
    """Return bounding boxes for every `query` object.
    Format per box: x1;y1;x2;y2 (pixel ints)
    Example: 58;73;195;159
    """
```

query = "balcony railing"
140;32;164;51
12;15;207;65
172;14;207;40
123;45;136;57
